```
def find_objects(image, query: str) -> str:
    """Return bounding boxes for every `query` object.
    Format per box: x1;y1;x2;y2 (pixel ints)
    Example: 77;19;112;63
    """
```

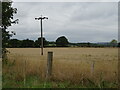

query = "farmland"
3;48;118;88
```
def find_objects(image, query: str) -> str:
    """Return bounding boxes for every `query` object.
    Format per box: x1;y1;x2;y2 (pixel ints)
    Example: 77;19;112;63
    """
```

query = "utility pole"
35;15;48;55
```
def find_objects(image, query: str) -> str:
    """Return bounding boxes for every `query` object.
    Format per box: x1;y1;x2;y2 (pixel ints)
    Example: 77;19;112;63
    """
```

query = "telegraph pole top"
35;15;48;20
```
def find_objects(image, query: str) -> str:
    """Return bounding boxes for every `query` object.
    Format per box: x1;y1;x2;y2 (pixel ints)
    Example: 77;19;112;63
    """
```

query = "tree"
110;39;118;47
21;39;34;48
110;39;117;44
35;37;48;47
1;1;18;63
8;39;21;48
56;36;69;47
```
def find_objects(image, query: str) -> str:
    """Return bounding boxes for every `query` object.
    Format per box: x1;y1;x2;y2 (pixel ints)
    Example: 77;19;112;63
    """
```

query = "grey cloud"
8;2;118;43
71;3;117;21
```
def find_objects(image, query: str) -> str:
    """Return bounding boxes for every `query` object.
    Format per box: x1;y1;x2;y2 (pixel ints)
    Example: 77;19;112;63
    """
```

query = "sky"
7;2;118;43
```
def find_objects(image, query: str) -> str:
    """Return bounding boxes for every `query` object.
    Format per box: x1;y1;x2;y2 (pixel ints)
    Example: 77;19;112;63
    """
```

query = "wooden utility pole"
35;15;48;55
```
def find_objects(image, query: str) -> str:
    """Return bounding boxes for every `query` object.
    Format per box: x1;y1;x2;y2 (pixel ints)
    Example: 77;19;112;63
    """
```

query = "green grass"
2;63;118;88
3;75;72;88
3;74;118;88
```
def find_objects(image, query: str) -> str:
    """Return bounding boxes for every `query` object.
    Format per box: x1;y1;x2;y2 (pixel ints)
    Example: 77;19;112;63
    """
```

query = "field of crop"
3;48;118;88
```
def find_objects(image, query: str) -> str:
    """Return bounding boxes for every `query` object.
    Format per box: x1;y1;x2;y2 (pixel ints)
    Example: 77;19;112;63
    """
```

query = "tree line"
7;36;119;48
7;36;69;48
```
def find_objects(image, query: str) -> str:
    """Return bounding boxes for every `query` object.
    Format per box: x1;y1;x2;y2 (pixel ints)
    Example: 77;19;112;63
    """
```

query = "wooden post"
24;59;26;86
91;61;95;76
46;52;53;80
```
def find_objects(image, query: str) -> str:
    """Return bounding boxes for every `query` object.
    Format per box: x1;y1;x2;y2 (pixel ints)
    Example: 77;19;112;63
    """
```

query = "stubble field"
3;48;118;88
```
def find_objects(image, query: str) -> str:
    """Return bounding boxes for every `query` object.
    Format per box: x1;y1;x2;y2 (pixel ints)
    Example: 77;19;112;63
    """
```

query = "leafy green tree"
35;37;48;47
110;39;118;47
1;1;18;63
56;36;69;47
110;39;117;44
8;39;21;48
21;39;34;48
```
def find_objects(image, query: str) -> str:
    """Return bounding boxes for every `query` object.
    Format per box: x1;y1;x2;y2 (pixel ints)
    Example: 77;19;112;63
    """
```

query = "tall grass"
3;48;118;88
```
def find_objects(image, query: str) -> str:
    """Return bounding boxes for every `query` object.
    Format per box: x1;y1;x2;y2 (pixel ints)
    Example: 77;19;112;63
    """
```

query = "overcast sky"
7;2;118;43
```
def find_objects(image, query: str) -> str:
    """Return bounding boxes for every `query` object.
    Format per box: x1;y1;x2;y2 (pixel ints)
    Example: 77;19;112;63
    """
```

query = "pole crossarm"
35;17;48;20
